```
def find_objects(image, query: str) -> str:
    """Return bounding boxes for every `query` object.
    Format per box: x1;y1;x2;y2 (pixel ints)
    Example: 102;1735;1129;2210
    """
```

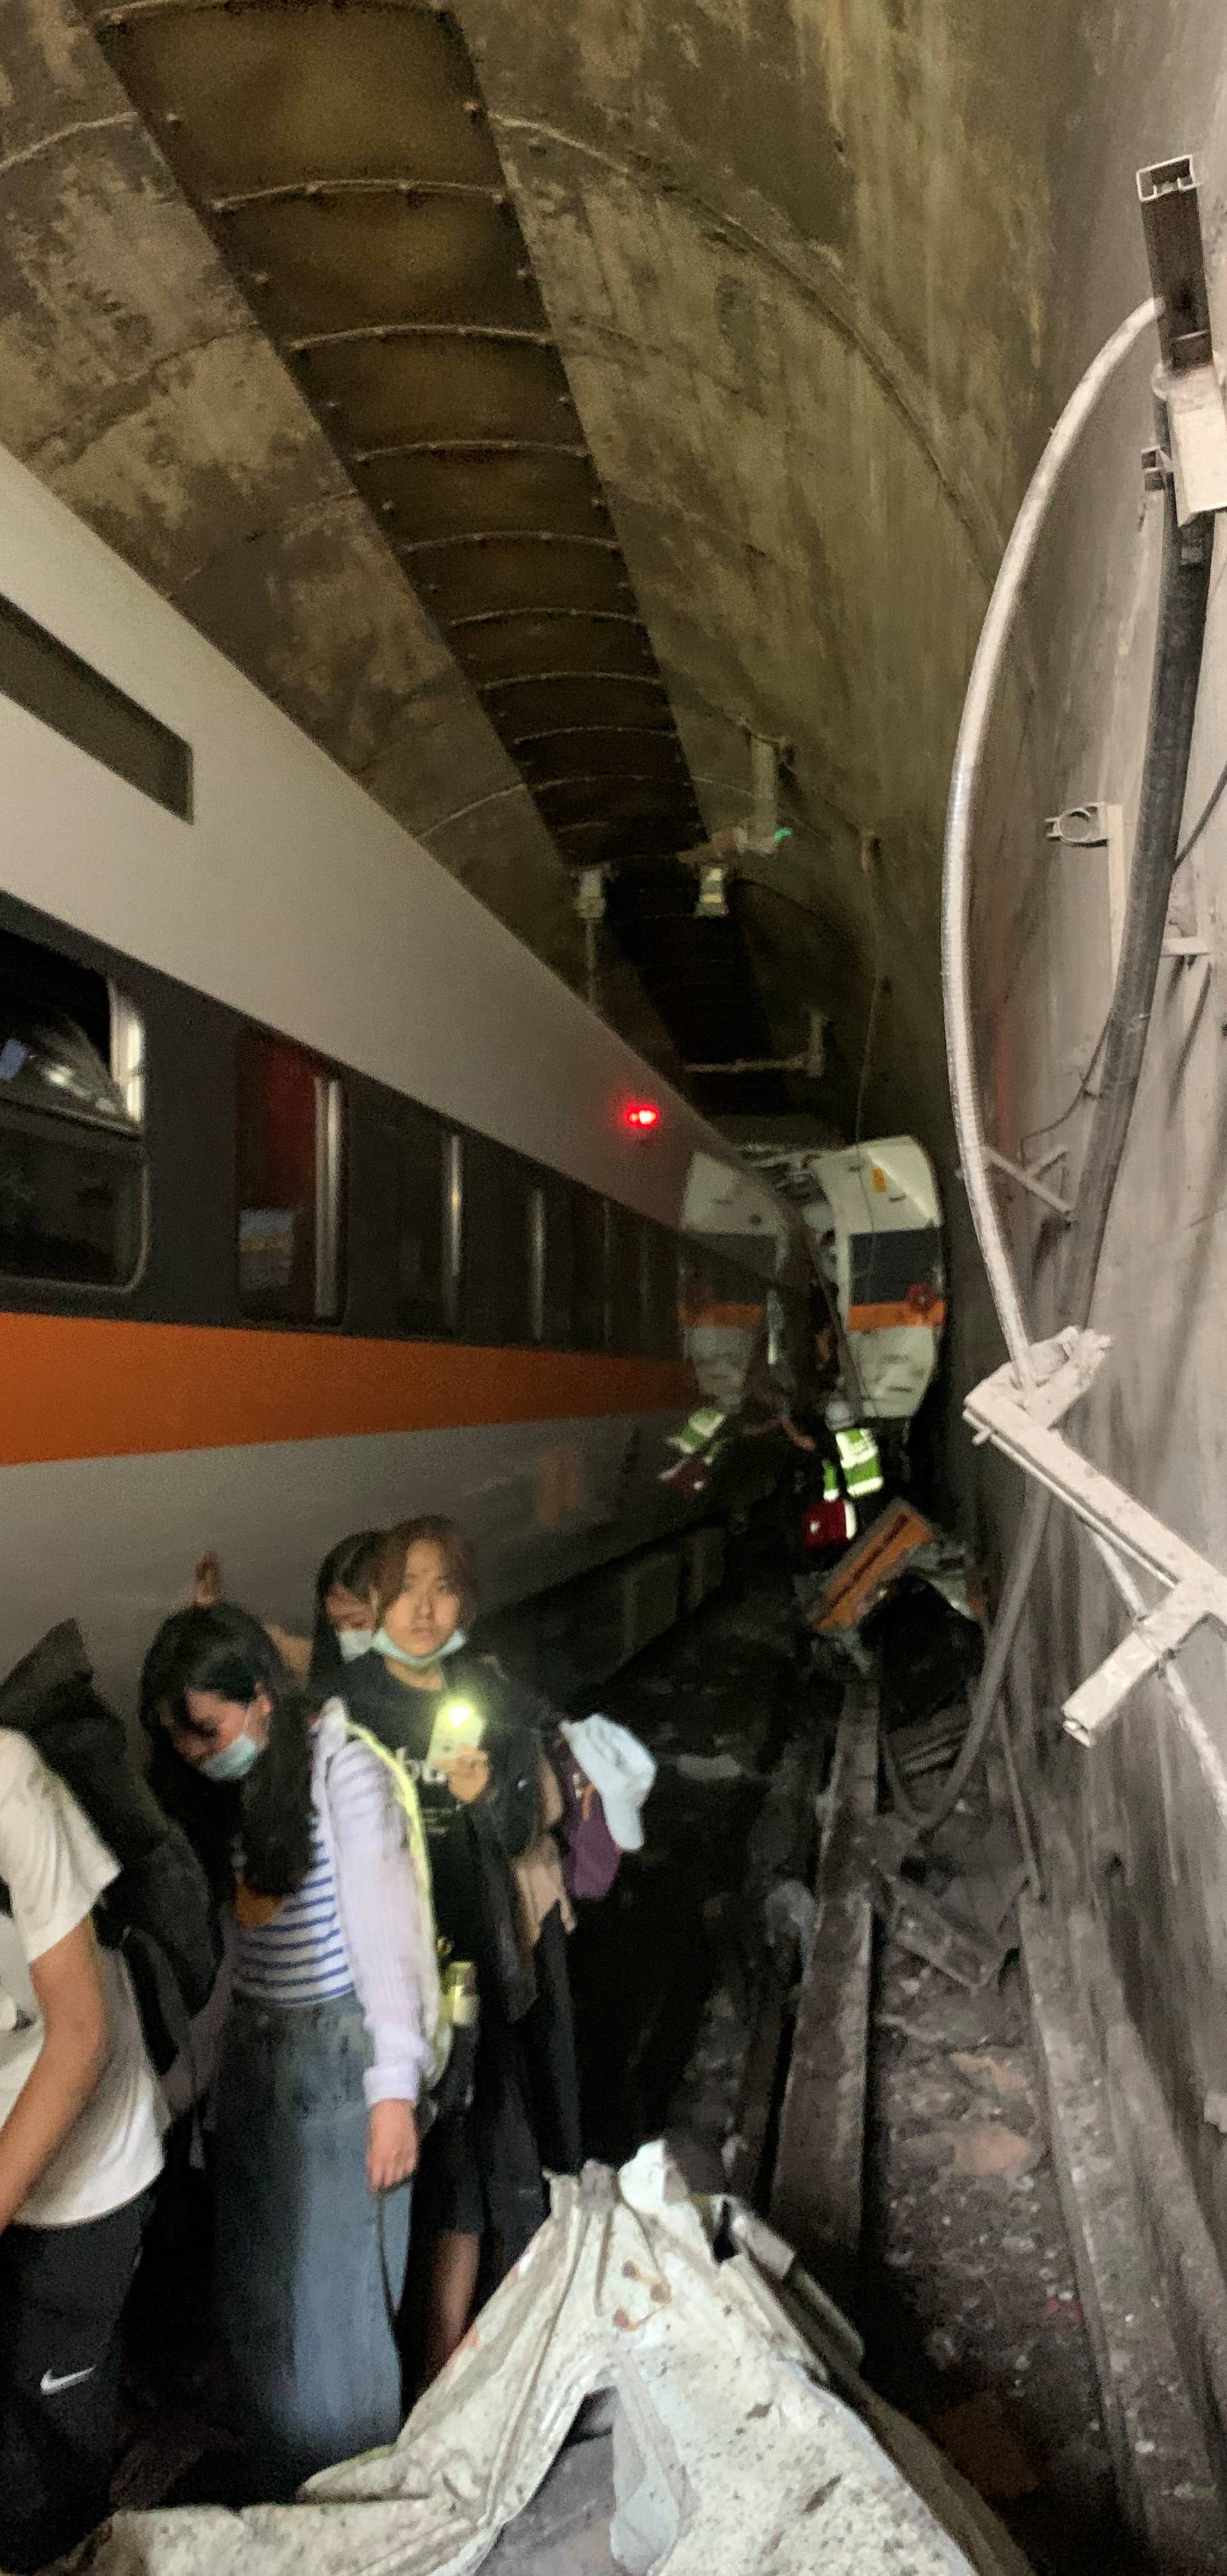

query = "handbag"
547;1731;622;1903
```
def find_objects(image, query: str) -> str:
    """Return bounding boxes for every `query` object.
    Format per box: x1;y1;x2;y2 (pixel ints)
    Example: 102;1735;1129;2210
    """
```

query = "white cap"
825;1392;853;1431
560;1715;657;1851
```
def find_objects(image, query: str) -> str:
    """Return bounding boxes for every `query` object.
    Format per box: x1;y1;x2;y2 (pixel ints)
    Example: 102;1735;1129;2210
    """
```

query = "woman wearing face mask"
139;1604;439;2494
307;1529;382;1685
190;1529;382;1689
339;1517;580;2384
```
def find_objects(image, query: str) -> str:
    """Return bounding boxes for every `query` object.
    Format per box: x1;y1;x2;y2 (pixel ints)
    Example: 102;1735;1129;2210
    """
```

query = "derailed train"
0;447;808;1711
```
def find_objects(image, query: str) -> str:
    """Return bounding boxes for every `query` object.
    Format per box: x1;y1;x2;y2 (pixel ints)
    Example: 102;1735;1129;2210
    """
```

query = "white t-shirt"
0;1729;166;2227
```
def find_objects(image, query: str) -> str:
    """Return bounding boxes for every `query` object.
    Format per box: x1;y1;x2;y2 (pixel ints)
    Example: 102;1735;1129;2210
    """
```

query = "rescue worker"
797;1393;883;1568
824;1392;884;1505
800;1454;859;1557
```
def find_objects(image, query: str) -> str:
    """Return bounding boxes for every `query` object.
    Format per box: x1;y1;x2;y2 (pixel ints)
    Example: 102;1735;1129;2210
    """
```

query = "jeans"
213;1990;411;2496
0;2188;151;2572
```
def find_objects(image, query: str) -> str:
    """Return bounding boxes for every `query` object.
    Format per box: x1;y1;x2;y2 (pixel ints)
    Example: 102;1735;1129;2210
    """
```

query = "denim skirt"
212;1989;412;2496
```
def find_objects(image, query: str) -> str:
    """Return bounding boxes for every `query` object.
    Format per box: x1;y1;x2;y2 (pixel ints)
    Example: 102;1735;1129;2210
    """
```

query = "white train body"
0;447;801;1713
804;1137;946;1420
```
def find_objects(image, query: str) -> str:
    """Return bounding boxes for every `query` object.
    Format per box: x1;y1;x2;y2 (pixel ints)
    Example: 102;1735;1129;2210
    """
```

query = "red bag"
548;1733;622;1903
801;1495;856;1552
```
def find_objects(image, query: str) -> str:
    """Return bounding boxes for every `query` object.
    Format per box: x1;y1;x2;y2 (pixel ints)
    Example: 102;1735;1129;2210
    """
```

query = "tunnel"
2;0;1227;2568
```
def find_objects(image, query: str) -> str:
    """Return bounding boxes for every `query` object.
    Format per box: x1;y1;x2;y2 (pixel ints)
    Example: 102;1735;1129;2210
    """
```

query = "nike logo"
40;2365;95;2396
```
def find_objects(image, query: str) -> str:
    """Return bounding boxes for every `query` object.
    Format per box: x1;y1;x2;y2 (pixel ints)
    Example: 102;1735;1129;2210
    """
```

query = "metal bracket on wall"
1047;798;1208;967
965;1330;1227;1747
1046;803;1127;973
684;1006;826;1078
982;1145;1072;1218
1138;157;1227;524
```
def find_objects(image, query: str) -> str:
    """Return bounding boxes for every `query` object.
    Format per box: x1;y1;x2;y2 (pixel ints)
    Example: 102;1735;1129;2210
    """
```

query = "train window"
390;1100;451;1335
237;1031;345;1324
461;1131;533;1345
444;1131;463;1326
570;1187;609;1351
0;930;145;1286
529;1184;546;1342
640;1222;682;1360
606;1201;642;1356
0;589;192;820
529;1174;578;1347
677;1241;706;1328
109;990;146;1127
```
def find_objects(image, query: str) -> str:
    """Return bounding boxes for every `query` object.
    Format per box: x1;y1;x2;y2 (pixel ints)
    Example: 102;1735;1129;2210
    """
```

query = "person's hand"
367;2097;419;2192
193;1551;222;1607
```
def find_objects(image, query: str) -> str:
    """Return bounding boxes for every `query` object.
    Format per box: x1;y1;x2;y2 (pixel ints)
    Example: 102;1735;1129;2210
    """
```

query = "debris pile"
79;2145;1031;2576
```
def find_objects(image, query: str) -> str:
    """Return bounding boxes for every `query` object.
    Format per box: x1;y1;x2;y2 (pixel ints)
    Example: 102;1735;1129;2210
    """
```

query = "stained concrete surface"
865;1938;1141;2574
573;1543;1160;2575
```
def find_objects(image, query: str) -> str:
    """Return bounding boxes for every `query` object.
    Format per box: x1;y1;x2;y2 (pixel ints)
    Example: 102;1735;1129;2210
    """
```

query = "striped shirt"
233;1814;352;2007
229;1706;436;2106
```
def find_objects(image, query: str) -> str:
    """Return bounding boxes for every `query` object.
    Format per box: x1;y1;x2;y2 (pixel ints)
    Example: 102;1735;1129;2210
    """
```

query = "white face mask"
199;1727;261;1785
335;1627;373;1664
373;1625;468;1671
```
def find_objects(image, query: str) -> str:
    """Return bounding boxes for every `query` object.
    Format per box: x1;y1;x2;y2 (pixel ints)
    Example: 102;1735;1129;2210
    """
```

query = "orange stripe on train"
846;1298;948;1333
0;1311;697;1467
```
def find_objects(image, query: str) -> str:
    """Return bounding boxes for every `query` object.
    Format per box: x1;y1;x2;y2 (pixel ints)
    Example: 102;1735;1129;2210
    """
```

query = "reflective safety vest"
834;1424;883;1499
667;1404;727;1458
803;1459;857;1551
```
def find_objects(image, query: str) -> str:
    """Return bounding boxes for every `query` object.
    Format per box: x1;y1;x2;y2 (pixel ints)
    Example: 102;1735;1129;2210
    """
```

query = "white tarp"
65;2144;1024;2576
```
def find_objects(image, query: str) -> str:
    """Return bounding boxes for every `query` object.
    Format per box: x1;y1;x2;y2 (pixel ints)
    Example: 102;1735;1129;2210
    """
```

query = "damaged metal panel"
85;0;707;906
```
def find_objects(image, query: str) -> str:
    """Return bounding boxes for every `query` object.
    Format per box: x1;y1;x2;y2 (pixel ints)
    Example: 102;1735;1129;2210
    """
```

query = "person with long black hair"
140;1604;440;2494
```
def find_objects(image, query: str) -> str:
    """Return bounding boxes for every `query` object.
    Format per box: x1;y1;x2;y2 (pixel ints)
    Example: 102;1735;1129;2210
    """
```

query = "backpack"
0;1621;220;2074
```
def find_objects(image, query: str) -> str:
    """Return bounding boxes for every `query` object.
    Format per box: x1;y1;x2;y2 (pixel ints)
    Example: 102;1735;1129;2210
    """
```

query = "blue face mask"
373;1625;468;1671
199;1729;262;1785
336;1627;373;1664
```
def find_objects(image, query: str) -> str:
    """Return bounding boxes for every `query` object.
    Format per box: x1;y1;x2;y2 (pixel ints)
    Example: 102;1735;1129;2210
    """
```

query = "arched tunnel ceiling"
0;0;1090;1147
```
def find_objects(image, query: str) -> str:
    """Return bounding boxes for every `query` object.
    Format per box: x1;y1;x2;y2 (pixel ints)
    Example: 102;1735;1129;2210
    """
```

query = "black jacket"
336;1649;542;2024
0;1621;220;2068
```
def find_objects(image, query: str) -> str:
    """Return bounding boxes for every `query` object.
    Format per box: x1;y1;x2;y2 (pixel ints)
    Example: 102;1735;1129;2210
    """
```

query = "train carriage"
0;446;806;1710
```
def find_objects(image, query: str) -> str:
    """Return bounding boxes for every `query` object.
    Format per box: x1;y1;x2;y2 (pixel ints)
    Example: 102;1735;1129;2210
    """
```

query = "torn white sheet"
74;2144;1008;2576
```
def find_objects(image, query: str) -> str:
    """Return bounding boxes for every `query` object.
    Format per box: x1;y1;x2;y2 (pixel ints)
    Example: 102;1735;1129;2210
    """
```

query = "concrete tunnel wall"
961;3;1227;2285
4;0;1227;2281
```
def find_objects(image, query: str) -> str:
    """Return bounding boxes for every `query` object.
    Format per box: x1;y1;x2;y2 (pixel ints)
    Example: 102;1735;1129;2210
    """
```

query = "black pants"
520;1903;583;2179
0;2188;150;2572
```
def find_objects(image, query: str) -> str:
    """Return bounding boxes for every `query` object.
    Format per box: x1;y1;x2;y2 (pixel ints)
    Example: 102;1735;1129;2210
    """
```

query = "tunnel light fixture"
573;866;608;923
574;866;609;1015
695;862;729;919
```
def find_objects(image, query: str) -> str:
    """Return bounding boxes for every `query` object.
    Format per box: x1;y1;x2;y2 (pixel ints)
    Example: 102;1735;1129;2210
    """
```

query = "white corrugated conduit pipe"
941;295;1159;1389
889;296;1161;1844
